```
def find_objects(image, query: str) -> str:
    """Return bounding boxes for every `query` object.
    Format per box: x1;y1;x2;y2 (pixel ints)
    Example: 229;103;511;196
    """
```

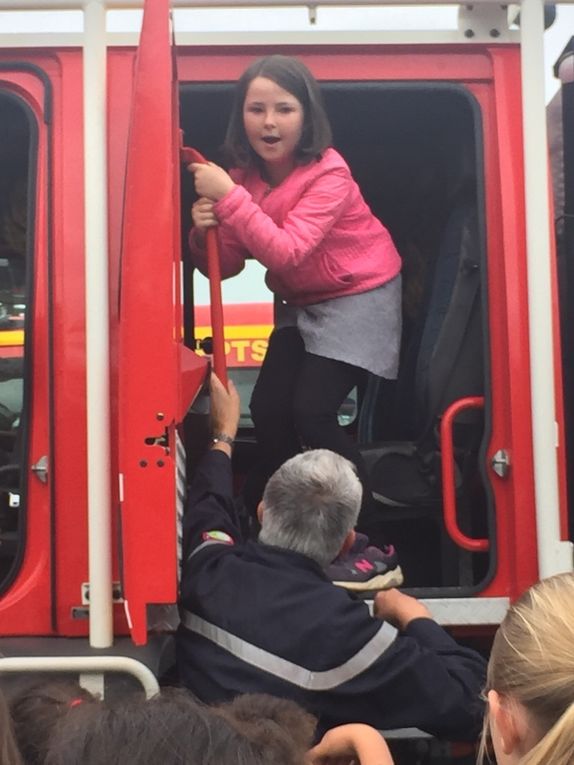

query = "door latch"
31;455;49;484
491;449;510;478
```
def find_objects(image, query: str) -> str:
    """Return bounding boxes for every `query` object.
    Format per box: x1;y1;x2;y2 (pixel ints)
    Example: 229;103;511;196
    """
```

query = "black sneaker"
327;543;404;591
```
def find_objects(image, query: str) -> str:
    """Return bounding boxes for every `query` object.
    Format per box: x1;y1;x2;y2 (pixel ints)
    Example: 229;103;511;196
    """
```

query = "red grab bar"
181;145;228;388
440;396;489;552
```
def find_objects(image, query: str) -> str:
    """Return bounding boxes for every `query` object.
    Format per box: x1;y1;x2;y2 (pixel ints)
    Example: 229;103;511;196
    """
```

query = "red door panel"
118;0;207;645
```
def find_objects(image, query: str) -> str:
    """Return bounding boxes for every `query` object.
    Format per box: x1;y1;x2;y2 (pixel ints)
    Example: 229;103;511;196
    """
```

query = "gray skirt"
275;275;402;379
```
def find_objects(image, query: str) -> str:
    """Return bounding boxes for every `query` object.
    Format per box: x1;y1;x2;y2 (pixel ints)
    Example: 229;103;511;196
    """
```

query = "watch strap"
212;432;234;447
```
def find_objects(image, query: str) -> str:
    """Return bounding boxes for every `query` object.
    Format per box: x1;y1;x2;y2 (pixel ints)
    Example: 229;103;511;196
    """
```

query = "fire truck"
0;0;571;713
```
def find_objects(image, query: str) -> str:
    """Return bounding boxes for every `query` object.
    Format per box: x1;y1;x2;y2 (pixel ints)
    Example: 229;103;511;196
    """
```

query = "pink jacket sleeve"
213;166;351;275
187;226;249;280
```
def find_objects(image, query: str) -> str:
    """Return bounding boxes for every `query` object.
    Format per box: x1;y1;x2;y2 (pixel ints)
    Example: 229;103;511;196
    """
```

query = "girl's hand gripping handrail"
181;145;228;388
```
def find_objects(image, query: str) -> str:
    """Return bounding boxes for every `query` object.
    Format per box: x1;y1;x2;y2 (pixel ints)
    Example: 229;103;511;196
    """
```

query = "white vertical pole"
521;0;573;577
83;0;114;646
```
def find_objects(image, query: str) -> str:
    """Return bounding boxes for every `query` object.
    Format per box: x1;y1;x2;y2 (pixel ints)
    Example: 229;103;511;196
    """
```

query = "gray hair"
258;449;362;568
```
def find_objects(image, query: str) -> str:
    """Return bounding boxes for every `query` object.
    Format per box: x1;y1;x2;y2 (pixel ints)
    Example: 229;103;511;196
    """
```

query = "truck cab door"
0;66;53;634
118;0;208;645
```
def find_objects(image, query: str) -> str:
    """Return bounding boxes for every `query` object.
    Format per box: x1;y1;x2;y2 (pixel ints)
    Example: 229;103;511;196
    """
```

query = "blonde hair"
480;573;574;765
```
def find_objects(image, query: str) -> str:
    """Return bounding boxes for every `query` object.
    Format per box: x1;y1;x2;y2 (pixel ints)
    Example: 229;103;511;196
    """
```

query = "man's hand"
373;589;432;632
210;373;241;455
188;162;235;201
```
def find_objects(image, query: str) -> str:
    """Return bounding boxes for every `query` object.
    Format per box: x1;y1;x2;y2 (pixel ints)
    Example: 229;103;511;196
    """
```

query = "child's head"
481;573;574;765
8;679;95;764
215;693;317;765
224;55;332;169
0;686;23;765
44;687;264;765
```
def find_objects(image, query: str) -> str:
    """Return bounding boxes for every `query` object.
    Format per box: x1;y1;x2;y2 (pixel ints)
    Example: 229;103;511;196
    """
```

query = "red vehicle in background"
0;1;570;737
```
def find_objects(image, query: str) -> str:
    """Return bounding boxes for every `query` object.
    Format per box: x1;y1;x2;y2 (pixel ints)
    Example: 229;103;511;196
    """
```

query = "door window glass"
0;93;32;584
193;260;273;428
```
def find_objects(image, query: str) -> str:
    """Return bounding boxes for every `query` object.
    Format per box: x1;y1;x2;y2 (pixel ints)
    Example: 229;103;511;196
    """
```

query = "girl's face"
243;76;304;183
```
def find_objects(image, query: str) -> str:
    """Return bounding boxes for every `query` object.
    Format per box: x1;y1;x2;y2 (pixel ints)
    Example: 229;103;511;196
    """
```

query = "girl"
481;572;574;765
189;55;402;583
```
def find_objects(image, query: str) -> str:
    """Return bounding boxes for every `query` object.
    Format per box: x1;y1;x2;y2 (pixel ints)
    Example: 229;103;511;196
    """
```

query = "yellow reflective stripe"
195;324;273;340
0;330;24;347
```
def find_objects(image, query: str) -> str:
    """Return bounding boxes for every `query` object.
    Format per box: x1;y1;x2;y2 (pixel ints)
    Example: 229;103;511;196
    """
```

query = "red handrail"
181;145;228;388
440;396;489;552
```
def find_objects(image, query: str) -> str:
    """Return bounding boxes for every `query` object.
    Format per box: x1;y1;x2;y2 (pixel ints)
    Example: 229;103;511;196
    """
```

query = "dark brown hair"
223;55;332;168
215;693;316;765
8;679;95;765
0;686;23;765
44;688;264;765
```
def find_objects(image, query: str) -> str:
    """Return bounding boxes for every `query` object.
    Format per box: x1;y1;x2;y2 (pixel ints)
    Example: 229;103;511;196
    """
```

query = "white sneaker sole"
333;565;404;592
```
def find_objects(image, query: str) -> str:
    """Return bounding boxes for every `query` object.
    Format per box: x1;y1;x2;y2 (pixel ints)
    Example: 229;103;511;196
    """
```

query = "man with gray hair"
260;449;400;592
259;447;362;568
259;445;401;590
177;374;486;740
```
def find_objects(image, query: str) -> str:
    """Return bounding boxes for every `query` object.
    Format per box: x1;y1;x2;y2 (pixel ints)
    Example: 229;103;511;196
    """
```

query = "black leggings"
246;327;377;529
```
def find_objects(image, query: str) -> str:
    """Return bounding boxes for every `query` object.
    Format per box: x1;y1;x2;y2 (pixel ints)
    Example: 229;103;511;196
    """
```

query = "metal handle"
440;396;489;552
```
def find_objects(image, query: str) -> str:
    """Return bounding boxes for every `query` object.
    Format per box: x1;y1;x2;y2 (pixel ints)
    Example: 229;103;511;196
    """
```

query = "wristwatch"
212;432;234;448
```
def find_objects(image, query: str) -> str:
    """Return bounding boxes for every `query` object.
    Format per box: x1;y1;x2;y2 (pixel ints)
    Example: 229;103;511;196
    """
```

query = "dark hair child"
0;685;23;765
189;55;402;588
8;679;95;765
215;693;316;764
44;688;263;765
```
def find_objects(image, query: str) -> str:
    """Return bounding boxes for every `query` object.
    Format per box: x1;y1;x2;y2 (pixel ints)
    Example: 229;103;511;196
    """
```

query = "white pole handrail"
520;0;573;576
83;0;114;648
0;656;159;697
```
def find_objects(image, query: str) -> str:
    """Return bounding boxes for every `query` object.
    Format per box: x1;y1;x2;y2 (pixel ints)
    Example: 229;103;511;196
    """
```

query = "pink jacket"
189;148;401;306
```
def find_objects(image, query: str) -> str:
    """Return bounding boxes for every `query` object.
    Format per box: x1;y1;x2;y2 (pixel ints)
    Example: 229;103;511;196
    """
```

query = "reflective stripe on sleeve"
187;539;233;562
180;610;398;691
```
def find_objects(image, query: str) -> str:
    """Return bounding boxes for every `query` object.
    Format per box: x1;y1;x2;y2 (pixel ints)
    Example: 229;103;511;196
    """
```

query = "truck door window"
0;93;32;585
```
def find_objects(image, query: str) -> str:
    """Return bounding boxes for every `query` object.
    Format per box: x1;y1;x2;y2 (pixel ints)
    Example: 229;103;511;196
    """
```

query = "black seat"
358;195;485;585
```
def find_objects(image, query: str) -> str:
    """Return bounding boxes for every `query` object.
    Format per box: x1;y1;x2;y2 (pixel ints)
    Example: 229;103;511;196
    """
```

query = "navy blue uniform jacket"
176;450;486;740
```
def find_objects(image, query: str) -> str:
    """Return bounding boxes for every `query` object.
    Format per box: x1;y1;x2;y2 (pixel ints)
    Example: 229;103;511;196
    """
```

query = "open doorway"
179;80;492;592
